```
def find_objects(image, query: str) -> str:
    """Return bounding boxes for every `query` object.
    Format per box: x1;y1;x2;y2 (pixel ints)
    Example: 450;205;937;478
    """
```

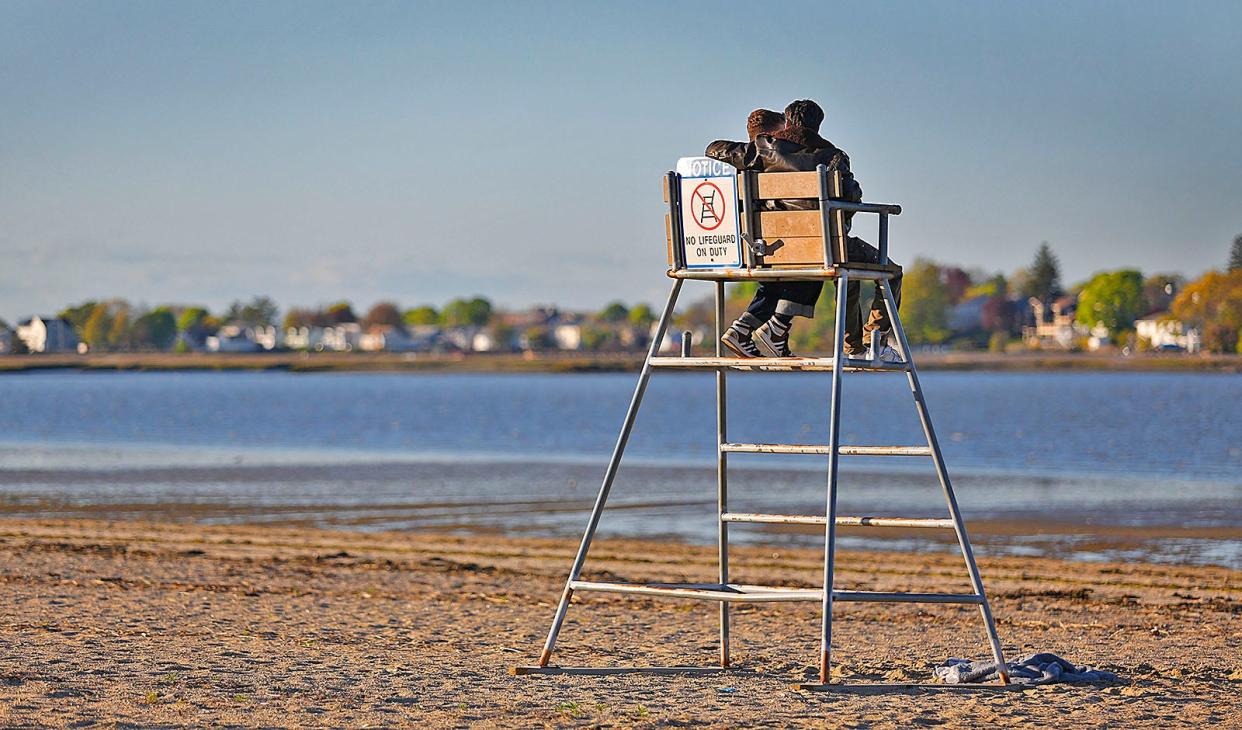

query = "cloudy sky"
2;1;1240;322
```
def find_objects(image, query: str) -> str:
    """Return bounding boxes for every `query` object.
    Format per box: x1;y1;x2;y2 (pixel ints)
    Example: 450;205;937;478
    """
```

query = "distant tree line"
676;236;1242;354
59;300;184;352
42;293;664;354
281;297;496;331
26;234;1242;355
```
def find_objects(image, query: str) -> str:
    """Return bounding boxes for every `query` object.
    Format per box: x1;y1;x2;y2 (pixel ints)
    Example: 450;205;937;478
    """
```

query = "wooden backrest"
753;171;819;200
745;170;850;268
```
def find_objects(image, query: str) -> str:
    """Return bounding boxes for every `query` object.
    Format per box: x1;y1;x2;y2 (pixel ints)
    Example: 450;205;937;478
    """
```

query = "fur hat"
746;109;785;140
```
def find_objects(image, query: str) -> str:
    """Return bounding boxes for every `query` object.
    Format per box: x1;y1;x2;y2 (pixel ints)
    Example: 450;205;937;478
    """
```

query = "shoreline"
2;350;1240;374
4;443;1239;572
1;495;1238;572
3;453;1239;571
0;518;1236;727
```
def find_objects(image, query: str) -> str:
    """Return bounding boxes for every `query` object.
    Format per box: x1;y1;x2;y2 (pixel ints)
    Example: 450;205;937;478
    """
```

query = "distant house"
471;328;507;353
655;323;708;354
552;323;582;351
321;322;362;352
205;324;279;352
1023;296;1084;349
284;326;326;351
250;325;279;351
617;324;645;349
503;306;587;352
205;325;262;353
1135;313;1201;353
532;310;584;351
16;316;79;353
471;331;495;352
1086;322;1112;352
440;326;480;352
948;295;989;332
359;325;423;352
406;325;444;351
357;327;385;352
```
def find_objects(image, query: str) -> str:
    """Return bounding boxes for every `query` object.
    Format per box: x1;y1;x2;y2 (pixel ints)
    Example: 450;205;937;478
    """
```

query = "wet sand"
0;518;1238;727
3;458;1239;570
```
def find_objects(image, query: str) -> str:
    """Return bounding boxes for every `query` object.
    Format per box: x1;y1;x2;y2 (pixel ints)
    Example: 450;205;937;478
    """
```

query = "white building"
284;326;326;351
1135;314;1201;353
552;323;582;351
1023;296;1085;350
321;322;362;351
359;325;423;352
15;316;79;353
1086;322;1111;352
471;330;498;352
250;325;279;351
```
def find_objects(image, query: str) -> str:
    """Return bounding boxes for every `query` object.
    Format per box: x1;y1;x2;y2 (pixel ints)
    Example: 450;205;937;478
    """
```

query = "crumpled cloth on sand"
935;653;1119;685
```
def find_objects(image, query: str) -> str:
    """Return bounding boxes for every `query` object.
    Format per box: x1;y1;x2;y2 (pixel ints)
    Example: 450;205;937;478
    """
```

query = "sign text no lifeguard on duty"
676;157;742;269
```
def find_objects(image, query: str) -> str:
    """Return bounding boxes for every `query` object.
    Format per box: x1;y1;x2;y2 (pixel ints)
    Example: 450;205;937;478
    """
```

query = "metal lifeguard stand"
513;157;1010;689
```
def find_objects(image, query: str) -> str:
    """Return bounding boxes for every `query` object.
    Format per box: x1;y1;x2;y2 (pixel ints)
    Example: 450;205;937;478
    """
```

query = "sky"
2;0;1240;323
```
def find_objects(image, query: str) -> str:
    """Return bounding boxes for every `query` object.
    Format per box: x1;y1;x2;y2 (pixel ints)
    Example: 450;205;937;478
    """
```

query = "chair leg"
817;271;850;684
536;279;684;666
877;277;1010;683
714;281;730;668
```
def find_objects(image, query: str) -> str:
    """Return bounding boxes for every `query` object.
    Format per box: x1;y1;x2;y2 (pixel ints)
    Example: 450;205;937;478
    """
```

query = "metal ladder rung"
720;513;955;529
570;581;982;606
720;443;931;456
836;590;984;605
569;581;818;603
650;356;908;372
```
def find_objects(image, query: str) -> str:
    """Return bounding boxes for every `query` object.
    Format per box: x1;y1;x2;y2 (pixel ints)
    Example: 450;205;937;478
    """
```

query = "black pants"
742;237;903;354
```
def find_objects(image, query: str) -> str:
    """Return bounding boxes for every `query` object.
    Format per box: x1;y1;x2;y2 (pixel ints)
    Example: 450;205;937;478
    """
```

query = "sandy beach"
0;518;1237;727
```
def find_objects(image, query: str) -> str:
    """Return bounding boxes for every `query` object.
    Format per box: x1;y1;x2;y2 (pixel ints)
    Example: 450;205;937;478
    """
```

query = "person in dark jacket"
707;99;902;360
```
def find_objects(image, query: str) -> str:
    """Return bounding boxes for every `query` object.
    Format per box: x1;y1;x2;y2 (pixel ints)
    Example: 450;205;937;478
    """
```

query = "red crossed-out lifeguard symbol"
690;181;726;231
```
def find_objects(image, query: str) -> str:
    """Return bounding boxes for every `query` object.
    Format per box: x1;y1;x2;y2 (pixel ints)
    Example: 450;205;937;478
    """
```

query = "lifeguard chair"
513;158;1011;689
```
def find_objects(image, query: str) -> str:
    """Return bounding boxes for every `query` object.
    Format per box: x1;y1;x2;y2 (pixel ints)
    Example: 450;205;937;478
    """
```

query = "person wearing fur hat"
705;99;902;360
745;108;785;140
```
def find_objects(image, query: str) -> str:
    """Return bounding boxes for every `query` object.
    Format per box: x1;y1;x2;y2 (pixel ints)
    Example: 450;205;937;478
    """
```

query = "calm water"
1;370;1239;567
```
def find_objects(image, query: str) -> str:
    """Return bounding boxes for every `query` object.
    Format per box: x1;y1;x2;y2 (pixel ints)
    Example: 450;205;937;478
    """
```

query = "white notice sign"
676;156;741;269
